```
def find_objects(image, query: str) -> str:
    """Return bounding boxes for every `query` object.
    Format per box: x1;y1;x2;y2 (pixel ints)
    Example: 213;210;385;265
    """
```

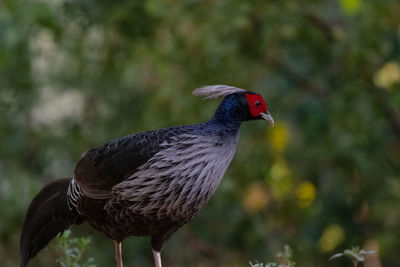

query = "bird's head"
193;85;274;127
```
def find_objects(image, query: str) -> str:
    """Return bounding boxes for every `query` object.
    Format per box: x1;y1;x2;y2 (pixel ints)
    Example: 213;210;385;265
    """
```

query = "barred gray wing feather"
73;127;186;197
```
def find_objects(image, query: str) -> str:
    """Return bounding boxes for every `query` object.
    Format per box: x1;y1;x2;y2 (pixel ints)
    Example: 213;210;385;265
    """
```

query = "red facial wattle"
245;94;268;118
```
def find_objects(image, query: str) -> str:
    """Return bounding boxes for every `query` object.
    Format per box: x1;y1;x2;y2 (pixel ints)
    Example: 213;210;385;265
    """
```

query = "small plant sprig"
249;244;296;267
55;230;96;267
329;246;377;267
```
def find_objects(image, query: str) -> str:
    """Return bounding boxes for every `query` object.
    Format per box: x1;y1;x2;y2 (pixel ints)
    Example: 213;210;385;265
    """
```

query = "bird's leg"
113;240;123;267
152;249;162;267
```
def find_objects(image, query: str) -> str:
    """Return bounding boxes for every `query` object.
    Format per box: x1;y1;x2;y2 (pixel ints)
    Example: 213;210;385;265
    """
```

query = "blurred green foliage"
1;0;399;266
55;230;95;267
250;244;295;267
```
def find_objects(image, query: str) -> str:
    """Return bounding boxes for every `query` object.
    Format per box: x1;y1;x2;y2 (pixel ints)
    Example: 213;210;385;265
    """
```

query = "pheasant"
20;85;274;267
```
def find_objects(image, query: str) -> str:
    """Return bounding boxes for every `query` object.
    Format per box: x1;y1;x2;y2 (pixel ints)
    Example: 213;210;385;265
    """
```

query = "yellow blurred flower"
267;160;292;198
243;183;269;213
270;160;290;179
340;0;362;15
268;123;289;152
318;224;345;252
296;181;316;208
373;62;400;89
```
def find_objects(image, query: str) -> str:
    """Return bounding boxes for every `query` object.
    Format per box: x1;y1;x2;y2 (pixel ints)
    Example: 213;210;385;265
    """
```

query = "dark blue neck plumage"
209;95;242;131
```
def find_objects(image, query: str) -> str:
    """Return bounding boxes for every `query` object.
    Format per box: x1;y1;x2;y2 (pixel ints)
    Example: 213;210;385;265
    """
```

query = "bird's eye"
255;100;261;107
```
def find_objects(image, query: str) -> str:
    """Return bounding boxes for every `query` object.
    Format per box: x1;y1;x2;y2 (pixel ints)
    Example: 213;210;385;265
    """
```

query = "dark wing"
74;127;181;194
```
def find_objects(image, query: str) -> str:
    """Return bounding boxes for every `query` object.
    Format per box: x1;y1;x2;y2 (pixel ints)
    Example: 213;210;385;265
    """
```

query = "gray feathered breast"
107;131;240;220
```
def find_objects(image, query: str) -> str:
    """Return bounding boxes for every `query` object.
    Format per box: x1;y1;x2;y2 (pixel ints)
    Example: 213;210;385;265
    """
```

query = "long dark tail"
20;178;83;267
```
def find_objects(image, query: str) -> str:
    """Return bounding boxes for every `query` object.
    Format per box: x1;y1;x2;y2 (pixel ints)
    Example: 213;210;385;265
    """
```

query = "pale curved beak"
260;111;274;127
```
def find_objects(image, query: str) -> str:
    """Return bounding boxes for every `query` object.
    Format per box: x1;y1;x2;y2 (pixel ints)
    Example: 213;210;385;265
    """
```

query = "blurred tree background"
1;0;400;266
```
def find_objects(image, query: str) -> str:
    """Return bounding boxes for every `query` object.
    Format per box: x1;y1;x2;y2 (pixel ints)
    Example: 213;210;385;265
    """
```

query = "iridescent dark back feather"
74;127;183;193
